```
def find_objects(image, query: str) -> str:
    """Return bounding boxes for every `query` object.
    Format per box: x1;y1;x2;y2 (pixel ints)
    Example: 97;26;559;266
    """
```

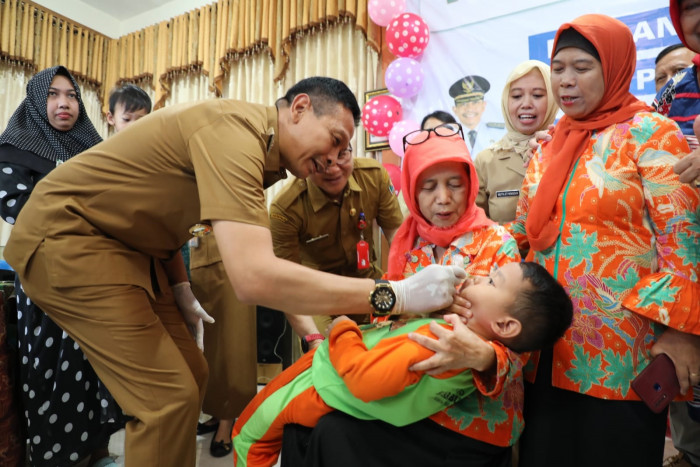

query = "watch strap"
301;333;325;353
303;333;325;343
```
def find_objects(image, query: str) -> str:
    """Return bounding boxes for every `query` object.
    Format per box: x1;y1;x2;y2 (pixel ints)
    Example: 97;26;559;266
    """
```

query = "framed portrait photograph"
364;88;391;152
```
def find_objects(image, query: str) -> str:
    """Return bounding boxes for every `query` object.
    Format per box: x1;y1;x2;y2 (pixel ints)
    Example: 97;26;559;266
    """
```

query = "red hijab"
386;133;494;280
669;0;700;65
526;14;651;252
671;0;688;47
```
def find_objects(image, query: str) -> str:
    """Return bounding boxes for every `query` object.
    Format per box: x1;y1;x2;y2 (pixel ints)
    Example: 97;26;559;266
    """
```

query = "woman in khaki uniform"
3;77;466;466
189;233;257;457
474;60;558;224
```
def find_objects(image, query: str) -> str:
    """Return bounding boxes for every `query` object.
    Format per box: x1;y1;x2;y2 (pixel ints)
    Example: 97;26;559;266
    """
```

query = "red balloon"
362;95;403;137
383;163;401;193
385;13;430;58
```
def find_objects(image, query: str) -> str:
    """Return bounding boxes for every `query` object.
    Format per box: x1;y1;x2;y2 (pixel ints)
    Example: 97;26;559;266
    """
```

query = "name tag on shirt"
496;190;519;198
305;234;329;244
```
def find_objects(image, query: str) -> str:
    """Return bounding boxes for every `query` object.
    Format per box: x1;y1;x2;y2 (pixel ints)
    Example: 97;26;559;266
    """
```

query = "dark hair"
420;110;457;130
108;83;152;115
505;262;573;353
655;43;687;64
277;77;361;126
554;28;600;62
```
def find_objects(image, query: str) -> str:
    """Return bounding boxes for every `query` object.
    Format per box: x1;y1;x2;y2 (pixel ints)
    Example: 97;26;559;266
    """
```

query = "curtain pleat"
0;0;381;115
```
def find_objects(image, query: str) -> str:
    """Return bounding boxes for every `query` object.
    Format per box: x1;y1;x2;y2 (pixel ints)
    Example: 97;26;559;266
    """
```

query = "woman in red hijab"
506;14;700;467
287;127;526;467
387;128;516;280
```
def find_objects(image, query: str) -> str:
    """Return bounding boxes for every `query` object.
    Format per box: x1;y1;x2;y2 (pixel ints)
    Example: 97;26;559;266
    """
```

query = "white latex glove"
390;264;466;315
171;282;215;350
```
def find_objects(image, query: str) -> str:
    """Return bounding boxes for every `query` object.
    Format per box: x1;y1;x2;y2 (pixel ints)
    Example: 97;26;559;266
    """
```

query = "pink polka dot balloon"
368;0;406;27
388;119;420;157
362;94;403;137
385;58;424;98
386;13;430;58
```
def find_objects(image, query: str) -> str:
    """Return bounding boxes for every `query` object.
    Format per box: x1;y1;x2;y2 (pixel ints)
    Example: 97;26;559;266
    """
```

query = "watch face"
374;287;395;311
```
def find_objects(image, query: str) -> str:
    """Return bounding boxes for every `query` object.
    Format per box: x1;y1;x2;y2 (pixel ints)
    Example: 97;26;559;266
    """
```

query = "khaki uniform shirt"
269;158;403;279
5;100;285;298
474;146;526;224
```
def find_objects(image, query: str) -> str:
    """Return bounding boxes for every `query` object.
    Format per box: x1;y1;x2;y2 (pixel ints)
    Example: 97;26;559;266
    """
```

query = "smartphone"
631;354;680;413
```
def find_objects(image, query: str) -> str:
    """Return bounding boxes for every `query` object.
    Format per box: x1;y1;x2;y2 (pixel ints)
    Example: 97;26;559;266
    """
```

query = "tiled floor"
107;385;281;467
108;427;252;467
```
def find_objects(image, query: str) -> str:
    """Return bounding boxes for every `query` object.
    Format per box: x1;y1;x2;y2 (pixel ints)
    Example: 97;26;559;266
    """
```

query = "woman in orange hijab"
506;14;700;467
287;127;526;466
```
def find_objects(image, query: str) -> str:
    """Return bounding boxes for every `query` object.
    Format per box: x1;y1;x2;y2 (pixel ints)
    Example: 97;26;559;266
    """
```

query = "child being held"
233;261;573;467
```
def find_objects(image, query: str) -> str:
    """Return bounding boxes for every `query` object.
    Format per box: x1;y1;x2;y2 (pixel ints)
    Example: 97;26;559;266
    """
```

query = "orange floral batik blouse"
401;224;527;447
510;111;700;401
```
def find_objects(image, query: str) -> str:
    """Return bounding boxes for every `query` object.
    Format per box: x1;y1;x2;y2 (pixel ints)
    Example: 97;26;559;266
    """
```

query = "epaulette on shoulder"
272;178;308;210
486;122;505;129
353;157;382;170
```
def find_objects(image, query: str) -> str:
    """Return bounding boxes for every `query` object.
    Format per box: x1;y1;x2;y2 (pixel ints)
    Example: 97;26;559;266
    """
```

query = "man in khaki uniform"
270;154;403;348
4;77;465;466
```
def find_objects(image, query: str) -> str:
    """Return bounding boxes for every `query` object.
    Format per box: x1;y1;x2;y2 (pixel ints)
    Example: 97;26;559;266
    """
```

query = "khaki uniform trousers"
19;243;209;466
190;260;257;419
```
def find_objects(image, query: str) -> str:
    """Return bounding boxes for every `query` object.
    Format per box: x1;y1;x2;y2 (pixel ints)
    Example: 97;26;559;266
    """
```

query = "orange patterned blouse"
510;111;700;400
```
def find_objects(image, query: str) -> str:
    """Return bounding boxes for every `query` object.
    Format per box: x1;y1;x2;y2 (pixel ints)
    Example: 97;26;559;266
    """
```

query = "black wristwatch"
369;279;397;316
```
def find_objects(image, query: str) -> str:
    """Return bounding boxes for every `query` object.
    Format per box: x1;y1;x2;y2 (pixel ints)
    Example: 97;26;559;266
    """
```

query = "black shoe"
209;437;233;458
197;420;219;435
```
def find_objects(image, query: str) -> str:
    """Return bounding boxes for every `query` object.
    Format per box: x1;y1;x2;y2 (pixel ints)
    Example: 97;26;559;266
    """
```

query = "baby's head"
461;262;572;353
107;84;152;133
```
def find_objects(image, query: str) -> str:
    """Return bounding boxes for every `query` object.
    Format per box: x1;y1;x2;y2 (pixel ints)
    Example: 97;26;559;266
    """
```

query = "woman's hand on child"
407;314;496;375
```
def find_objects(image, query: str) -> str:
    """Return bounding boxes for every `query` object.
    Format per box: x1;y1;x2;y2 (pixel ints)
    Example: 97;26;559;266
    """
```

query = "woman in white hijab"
474;60;558;224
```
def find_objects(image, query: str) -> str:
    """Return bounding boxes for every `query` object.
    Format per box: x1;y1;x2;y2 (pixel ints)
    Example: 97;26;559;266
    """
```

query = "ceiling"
84;0;169;21
32;0;216;37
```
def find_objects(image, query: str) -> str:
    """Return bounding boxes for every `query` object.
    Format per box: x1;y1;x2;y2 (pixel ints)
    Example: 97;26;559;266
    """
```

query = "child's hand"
328;315;351;333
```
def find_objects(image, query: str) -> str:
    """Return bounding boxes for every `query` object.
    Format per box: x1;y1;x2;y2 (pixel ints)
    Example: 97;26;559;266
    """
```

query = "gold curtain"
109;0;381;111
0;0;106;85
0;0;381;114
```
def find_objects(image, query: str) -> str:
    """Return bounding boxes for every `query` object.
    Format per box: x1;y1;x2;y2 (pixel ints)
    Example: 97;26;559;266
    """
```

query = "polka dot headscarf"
0;65;102;163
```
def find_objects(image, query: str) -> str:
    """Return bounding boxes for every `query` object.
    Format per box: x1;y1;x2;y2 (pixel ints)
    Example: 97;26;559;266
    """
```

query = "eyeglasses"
316;144;353;173
336;143;353;167
402;123;464;152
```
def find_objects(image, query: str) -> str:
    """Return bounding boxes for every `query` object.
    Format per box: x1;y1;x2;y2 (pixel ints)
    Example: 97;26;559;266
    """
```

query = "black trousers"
518;348;668;467
282;412;511;467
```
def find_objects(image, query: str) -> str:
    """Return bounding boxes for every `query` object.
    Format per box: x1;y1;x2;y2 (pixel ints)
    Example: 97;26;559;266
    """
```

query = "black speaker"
256;306;293;367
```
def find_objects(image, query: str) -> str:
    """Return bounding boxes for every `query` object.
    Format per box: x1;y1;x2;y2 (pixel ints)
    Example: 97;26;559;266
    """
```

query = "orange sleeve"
472;341;528;397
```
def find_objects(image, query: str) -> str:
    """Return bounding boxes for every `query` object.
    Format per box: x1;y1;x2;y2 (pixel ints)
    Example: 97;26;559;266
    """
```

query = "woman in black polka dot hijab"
0;65;102;223
0;66;123;467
